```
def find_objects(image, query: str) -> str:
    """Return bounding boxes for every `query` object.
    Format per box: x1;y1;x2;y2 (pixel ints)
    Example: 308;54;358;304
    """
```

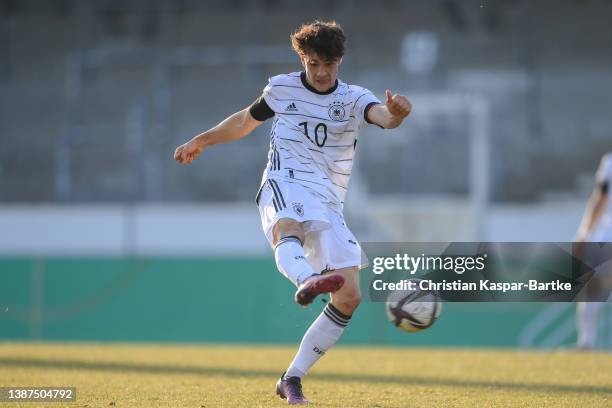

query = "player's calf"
283;294;354;390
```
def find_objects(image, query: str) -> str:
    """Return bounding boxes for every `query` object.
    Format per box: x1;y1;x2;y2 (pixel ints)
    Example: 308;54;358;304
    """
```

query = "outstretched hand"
385;89;412;120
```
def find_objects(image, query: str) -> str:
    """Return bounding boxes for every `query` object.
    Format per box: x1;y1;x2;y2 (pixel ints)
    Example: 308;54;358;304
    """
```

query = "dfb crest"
292;202;304;216
328;101;346;121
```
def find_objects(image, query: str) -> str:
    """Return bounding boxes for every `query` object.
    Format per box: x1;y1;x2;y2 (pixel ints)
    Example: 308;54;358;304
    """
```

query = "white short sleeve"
352;87;381;130
261;78;277;112
261;74;298;113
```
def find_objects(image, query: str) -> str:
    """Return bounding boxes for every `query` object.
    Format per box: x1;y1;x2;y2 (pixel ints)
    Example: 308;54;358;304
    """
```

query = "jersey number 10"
299;121;328;148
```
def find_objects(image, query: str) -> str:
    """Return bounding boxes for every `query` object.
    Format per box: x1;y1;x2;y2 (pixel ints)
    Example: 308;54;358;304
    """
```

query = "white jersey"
259;72;380;211
591;152;612;241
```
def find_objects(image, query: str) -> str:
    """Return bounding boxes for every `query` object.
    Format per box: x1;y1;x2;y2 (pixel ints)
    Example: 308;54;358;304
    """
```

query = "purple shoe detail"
276;373;310;405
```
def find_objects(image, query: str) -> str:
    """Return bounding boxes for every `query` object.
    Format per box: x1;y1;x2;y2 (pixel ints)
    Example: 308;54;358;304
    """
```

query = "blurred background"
1;0;611;348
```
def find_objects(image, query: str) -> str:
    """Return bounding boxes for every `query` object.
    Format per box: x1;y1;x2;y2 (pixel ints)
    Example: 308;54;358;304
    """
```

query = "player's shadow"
0;357;611;396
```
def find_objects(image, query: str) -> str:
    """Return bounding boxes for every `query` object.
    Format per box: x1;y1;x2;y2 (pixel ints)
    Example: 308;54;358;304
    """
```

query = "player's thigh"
272;218;306;246
258;179;330;247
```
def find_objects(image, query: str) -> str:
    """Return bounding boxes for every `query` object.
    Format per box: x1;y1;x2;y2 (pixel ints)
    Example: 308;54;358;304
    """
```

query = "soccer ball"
386;281;442;333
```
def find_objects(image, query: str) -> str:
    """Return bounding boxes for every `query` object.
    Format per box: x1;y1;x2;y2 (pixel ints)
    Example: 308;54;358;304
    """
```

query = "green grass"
0;343;610;407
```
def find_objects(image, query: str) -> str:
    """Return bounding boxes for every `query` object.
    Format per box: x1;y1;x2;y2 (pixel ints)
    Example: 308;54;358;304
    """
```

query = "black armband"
249;95;275;121
364;102;384;128
600;181;609;195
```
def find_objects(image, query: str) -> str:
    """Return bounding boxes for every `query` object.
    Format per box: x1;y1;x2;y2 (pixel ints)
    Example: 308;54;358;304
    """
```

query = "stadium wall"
1;205;589;346
1;256;560;347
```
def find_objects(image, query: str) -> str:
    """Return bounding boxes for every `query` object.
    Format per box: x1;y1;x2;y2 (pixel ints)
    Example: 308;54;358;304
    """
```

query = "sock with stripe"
285;303;351;378
275;236;316;286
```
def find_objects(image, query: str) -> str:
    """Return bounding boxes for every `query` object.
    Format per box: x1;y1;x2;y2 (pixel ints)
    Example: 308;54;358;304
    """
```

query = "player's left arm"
366;90;412;129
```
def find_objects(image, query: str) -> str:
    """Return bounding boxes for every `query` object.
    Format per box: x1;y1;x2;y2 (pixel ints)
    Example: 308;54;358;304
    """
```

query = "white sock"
286;303;351;378
275;236;316;286
577;302;604;349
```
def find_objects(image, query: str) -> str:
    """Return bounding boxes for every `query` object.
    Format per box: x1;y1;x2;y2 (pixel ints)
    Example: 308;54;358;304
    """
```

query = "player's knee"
272;218;305;246
335;288;361;313
347;292;362;312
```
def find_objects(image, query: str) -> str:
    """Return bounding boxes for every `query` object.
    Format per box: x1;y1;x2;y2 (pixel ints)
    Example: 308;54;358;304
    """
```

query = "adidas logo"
285;102;298;112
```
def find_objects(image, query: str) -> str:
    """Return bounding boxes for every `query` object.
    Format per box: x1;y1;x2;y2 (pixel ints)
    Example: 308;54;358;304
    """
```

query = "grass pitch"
0;343;610;407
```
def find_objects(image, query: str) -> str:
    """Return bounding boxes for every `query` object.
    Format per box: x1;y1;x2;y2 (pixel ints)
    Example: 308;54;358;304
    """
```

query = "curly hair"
290;20;346;61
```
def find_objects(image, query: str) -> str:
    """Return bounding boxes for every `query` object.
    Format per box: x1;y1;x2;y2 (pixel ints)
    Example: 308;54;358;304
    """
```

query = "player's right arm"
575;158;610;297
575;183;608;242
174;108;264;165
576;155;610;242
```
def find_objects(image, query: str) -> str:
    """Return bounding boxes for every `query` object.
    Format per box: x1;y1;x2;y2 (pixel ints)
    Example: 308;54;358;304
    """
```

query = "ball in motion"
386;280;442;332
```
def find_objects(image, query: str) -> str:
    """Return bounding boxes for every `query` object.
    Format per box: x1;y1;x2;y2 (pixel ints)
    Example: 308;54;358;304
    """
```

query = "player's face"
301;53;341;92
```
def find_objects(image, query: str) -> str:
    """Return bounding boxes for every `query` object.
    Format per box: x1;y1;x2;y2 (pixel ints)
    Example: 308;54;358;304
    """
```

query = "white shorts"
256;178;367;273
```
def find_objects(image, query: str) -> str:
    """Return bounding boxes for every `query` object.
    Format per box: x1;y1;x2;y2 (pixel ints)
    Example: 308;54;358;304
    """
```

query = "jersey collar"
300;72;338;95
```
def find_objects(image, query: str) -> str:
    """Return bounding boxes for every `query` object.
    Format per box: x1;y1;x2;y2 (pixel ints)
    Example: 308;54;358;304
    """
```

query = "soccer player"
174;21;411;404
575;152;612;350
